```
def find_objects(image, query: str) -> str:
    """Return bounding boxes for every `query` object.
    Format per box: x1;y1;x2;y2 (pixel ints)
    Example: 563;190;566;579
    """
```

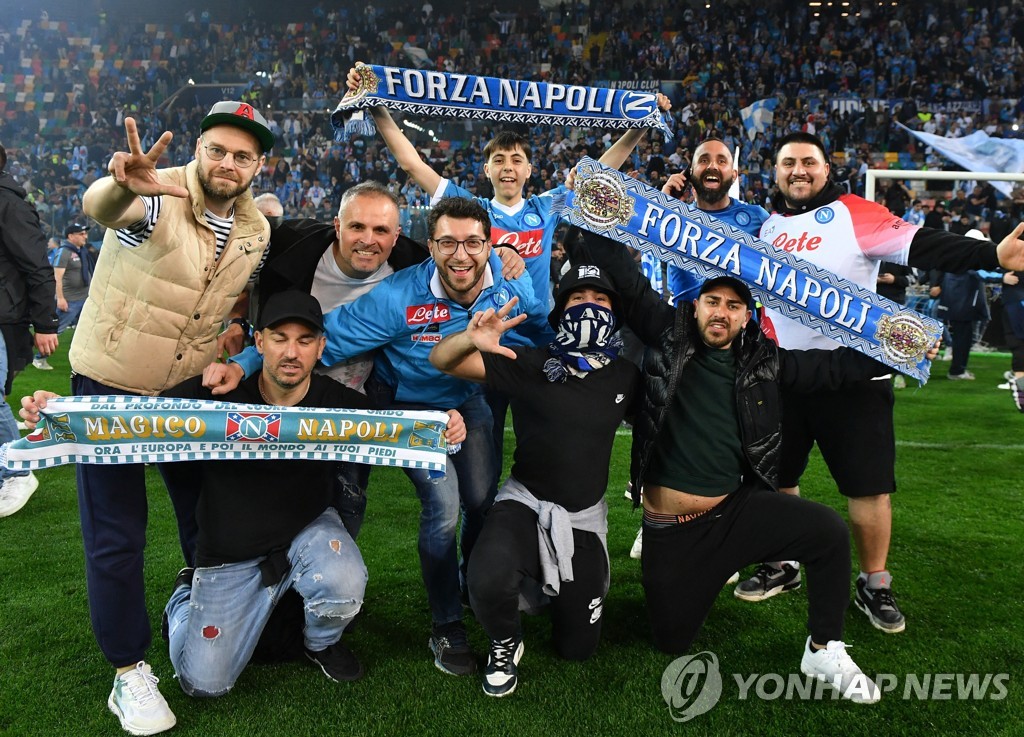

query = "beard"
438;261;486;301
690;170;734;206
198;164;252;202
698;319;740;349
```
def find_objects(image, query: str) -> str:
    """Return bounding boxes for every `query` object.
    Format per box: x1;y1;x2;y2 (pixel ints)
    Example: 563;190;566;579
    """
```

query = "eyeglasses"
429;237;488;255
202;140;259;168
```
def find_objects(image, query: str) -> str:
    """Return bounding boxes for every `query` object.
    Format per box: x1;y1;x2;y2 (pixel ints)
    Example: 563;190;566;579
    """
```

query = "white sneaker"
32;357;53;370
799;637;881;704
726;571;740;585
629;528;643;559
0;472;39;517
107;662;177;736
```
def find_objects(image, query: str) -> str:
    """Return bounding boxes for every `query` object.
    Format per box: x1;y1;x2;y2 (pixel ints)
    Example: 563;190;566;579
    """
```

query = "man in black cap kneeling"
564;229;948;704
159;290;373;695
22;292;466;703
431;264;641;698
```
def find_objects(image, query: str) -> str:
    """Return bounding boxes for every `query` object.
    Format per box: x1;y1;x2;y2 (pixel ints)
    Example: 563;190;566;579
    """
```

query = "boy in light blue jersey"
347;66;668;337
346;64;668;480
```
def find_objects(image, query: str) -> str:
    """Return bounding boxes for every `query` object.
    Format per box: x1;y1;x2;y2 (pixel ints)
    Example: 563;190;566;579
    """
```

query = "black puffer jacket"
0;175;57;330
0;173;57;384
568;229;890;500
634;298;783;494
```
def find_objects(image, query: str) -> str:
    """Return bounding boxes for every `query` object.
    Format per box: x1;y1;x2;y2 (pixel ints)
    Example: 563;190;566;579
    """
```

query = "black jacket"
255;218;429;319
0;174;57;383
568;229;889;497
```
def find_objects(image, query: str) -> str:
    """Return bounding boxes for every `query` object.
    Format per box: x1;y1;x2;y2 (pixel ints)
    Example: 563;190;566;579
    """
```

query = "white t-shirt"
310;247;394;391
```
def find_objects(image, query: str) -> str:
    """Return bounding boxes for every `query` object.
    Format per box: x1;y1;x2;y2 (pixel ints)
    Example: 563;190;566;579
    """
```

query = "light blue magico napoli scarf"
1;395;452;472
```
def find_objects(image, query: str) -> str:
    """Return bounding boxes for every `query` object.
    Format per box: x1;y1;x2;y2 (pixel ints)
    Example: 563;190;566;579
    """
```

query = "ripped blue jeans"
164;508;366;697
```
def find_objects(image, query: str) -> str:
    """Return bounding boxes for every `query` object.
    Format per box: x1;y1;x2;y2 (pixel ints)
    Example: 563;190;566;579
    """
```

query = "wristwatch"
226;317;252;339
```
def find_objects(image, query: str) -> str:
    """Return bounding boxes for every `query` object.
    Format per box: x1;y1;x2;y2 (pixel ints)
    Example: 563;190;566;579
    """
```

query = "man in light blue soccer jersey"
661;136;770;304
346;65;668;484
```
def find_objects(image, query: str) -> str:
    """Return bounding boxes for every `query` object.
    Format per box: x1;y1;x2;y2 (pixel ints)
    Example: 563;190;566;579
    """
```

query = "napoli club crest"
338;63;380;106
524;213;542;227
225;412;282;443
574;163;635;230
814;207;835;224
875;313;934;366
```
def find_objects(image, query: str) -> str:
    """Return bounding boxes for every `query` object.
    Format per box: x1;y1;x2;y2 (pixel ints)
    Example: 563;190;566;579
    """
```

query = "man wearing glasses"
73;101;273;735
207;195;543;676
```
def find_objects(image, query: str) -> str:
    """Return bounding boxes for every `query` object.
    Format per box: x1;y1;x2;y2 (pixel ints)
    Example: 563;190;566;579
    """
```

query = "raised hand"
107;117;188;199
466;296;527;358
996;222;1024;272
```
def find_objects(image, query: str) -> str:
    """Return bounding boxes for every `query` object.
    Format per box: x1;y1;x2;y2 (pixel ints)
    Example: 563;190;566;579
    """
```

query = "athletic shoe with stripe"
107;662;176;736
734;563;801;601
483;635;524;697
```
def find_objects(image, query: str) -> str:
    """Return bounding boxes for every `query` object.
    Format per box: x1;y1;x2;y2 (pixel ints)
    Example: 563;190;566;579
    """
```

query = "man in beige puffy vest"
73;101;273;736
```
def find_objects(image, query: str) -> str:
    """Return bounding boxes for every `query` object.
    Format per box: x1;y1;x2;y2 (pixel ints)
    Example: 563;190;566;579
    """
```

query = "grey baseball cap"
200;101;274;153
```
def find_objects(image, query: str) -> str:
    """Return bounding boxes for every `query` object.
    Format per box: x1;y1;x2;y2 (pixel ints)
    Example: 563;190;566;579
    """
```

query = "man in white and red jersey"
735;131;1024;634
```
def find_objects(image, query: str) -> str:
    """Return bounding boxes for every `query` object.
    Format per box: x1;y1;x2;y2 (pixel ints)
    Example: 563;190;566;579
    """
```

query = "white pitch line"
505;427;1024;449
893;440;1024;451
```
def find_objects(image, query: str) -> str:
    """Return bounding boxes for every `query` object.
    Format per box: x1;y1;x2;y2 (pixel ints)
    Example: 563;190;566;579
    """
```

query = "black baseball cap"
65;222;89;236
549;263;622;329
200;101;275;154
699;275;753;307
257;290;325;332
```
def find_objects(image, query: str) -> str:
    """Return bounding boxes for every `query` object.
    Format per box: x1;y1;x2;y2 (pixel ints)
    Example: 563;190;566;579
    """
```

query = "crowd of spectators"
2;0;1024;240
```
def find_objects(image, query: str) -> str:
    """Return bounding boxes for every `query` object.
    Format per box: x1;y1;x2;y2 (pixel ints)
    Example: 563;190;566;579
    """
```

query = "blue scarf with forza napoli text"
331;64;671;141
559;159;942;382
1;396;451;472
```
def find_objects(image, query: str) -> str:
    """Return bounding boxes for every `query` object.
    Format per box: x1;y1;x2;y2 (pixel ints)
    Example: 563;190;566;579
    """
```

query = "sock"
859;570;891;589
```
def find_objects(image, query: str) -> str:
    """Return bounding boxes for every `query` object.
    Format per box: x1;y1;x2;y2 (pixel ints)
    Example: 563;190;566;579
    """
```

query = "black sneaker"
734;563;801;602
1013;377;1024;413
429;621;477;675
482;635;524;697
306;641;365;682
161;567;194;642
854;578;906;633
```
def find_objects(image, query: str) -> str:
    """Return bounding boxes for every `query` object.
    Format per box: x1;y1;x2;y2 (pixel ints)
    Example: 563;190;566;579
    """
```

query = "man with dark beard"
628;136;770;561
72;101;273;736
661;136;770;304
565;226;933;702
